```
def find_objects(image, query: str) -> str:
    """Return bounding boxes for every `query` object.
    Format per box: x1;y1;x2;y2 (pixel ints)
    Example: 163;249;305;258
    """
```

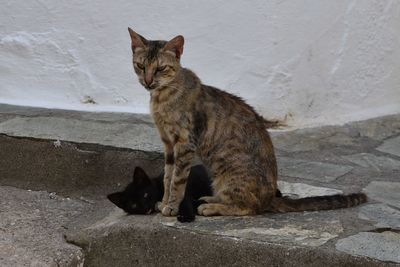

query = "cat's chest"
151;99;182;128
150;91;185;122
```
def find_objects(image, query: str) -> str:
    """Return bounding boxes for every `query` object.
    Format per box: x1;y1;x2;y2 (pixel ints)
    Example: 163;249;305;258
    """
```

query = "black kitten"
107;165;213;222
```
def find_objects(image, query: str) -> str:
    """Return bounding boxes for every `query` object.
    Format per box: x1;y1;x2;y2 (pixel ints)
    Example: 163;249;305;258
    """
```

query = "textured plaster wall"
1;1;399;128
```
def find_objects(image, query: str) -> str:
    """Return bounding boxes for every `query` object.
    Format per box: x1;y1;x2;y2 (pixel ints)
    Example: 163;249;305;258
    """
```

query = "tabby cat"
127;28;367;217
107;165;212;222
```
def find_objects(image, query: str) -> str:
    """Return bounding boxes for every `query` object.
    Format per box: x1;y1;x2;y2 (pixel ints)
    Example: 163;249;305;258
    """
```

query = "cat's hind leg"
197;203;256;216
198;195;221;203
197;176;266;216
197;191;258;216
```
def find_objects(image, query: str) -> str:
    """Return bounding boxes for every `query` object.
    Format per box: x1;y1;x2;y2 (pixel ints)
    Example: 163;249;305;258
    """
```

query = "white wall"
1;1;399;128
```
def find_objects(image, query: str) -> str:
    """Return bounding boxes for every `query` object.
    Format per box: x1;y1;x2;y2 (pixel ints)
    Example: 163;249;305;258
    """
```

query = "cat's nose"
144;75;153;87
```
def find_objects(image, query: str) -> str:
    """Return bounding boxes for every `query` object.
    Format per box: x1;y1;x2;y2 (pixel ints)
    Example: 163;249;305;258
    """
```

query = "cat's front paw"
155;201;165;212
161;205;179;216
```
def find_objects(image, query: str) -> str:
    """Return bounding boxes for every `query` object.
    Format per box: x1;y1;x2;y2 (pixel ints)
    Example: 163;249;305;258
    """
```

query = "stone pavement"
0;186;88;266
0;104;399;266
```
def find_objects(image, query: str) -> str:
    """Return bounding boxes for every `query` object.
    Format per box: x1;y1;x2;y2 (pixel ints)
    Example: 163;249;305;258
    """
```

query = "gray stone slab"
364;181;400;209
336;231;400;263
352;114;400;141
272;124;363;152
343;153;400;171
377;135;400;158
277;181;343;199
0;116;163;153
216;224;340;247
162;212;343;247
272;130;321;152
0;186;89;267
278;157;353;182
359;204;400;229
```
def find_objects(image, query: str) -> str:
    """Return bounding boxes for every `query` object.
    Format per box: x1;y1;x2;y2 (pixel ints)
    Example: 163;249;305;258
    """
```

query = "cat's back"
195;83;276;174
199;84;264;125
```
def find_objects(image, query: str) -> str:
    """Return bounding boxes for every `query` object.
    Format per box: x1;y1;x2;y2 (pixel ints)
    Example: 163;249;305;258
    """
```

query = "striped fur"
128;28;367;216
267;193;367;213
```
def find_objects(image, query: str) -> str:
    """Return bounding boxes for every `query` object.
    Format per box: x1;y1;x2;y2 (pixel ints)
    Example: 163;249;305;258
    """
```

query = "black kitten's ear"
107;192;125;209
133;167;151;186
164;35;184;59
128;27;147;53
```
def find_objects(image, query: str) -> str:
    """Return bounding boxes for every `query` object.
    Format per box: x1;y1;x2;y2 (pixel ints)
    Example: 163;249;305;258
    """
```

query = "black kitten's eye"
143;192;148;198
136;63;144;70
156;65;166;72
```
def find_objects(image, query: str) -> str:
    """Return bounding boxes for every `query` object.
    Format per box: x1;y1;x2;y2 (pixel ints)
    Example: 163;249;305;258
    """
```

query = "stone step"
1;104;399;266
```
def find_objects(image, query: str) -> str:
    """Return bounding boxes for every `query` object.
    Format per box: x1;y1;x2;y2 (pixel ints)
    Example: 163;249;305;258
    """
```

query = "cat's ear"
128;27;147;53
107;192;125;208
133;167;151;186
164;35;184;59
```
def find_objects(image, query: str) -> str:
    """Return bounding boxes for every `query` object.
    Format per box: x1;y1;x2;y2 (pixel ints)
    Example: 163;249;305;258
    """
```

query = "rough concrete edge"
0;133;163;159
64;219;397;267
160;224;400;266
1;103;398;131
0;103;154;124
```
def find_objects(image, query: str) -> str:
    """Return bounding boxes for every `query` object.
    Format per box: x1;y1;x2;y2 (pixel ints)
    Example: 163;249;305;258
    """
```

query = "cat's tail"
266;192;367;213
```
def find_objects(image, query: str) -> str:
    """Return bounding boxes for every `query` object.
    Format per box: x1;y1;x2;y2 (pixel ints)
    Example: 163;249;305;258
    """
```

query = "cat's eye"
143;193;148;198
156;65;166;72
136;63;145;70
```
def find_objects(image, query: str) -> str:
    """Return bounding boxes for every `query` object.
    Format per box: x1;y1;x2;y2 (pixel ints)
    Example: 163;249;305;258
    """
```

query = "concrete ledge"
0;133;163;199
1;104;400;266
66;211;392;267
0;103;162;152
0;104;164;198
